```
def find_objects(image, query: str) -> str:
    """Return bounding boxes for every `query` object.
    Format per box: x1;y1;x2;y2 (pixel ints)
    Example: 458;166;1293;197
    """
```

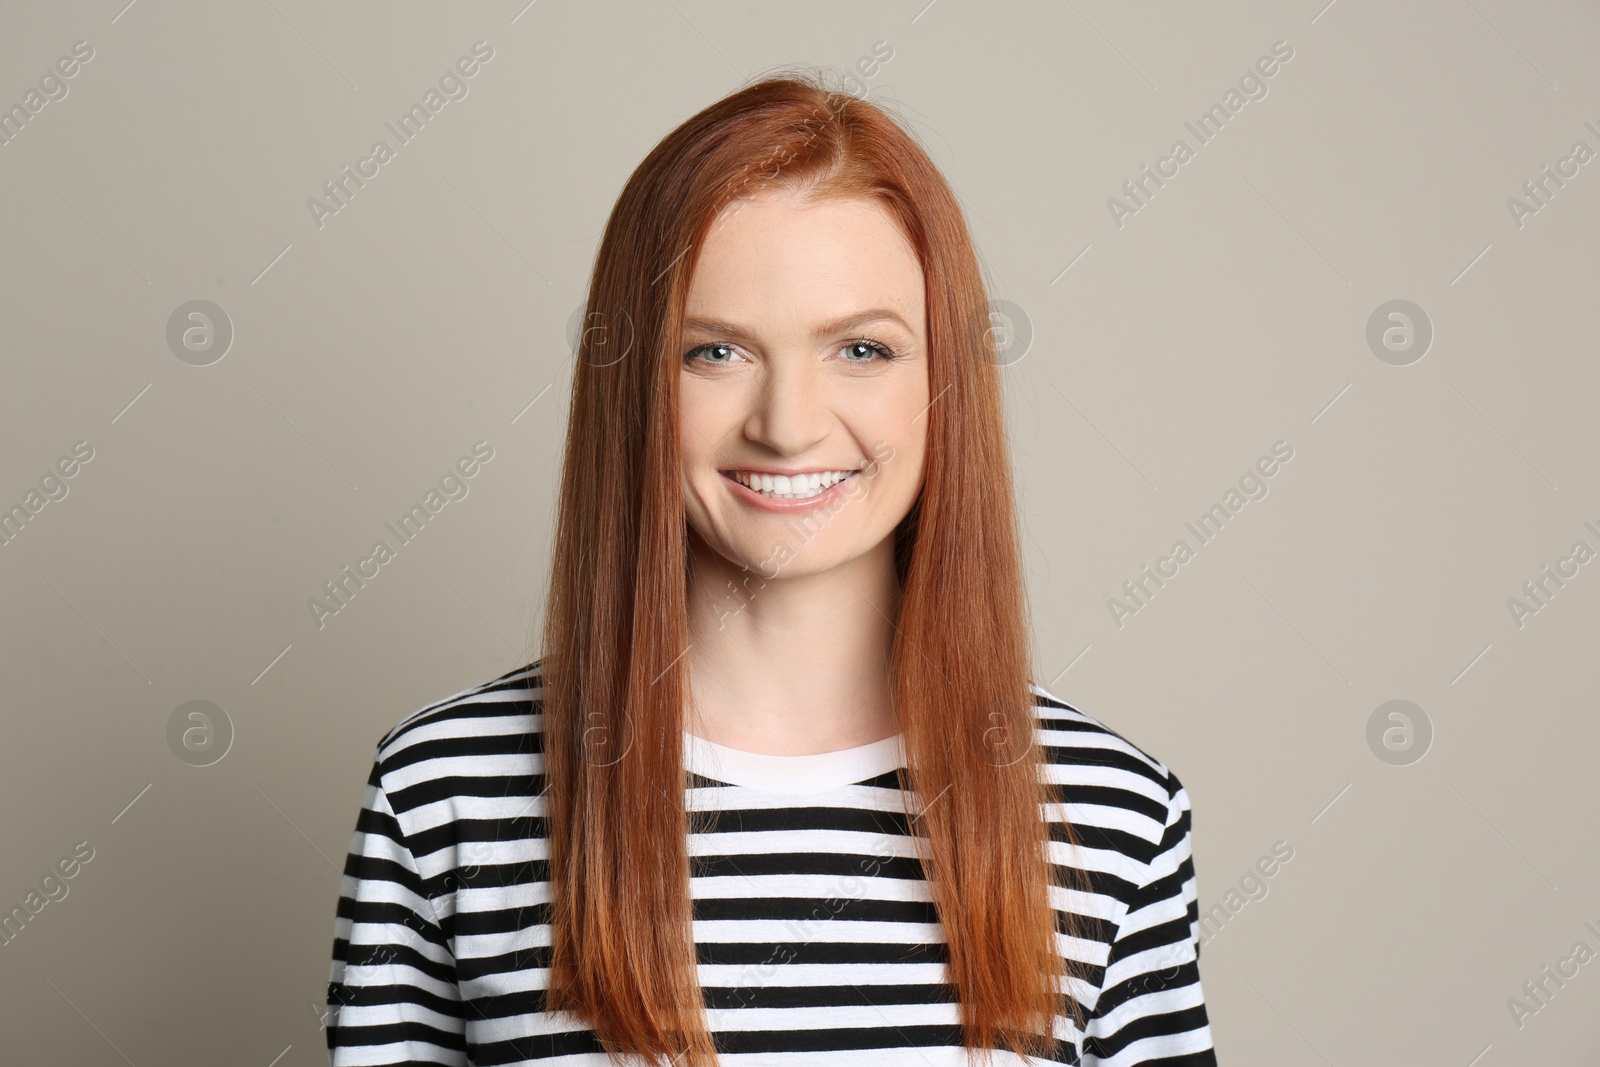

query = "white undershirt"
682;729;906;790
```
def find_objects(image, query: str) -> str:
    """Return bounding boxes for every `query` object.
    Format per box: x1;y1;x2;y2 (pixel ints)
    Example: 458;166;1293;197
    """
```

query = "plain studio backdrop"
2;1;1597;1063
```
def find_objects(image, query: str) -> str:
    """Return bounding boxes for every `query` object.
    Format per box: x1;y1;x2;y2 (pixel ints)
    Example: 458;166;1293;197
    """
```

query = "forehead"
685;189;925;335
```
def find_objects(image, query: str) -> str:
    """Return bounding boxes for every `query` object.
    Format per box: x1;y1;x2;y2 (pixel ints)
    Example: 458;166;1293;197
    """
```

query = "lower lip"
721;471;859;512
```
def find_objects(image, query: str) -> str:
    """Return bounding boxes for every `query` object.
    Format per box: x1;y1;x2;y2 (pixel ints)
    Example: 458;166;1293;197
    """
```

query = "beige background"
2;1;1597;1063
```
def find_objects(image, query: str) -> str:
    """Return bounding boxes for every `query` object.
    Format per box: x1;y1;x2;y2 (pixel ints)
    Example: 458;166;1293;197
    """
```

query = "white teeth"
731;469;856;500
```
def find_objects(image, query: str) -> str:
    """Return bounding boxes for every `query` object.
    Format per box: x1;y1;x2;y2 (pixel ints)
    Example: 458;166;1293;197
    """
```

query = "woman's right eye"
684;343;739;364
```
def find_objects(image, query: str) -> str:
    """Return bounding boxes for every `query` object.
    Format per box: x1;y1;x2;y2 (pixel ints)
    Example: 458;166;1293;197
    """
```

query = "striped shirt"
324;660;1217;1065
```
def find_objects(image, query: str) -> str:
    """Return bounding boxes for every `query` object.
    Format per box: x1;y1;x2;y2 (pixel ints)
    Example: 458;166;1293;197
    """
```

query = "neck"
683;531;901;755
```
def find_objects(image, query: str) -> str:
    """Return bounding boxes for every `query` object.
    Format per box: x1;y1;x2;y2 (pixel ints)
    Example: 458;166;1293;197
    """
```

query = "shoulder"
1027;681;1191;868
368;658;546;792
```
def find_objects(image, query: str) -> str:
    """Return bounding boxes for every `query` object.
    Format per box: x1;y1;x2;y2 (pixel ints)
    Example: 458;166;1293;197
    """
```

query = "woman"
325;70;1217;1066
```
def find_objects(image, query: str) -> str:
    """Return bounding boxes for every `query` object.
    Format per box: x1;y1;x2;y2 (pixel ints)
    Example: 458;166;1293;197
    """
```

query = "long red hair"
539;68;1088;1065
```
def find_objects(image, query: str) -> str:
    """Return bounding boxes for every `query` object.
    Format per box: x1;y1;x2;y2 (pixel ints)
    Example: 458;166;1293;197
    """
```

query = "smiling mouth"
722;469;859;500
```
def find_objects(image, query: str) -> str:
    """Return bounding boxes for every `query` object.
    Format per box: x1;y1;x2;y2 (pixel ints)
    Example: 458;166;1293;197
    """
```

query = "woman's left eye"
840;339;896;362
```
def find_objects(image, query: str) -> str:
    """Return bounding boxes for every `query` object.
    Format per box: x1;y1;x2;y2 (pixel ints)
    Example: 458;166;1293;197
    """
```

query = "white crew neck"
683;729;906;791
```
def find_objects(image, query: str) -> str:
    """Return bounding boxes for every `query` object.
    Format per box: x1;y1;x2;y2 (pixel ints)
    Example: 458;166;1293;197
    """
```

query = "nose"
742;355;832;457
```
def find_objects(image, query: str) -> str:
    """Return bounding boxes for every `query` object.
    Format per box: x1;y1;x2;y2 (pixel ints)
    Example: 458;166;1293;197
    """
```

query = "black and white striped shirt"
325;660;1217;1065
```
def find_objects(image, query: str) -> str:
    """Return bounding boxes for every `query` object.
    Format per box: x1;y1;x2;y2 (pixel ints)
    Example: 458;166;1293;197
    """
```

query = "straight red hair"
539;68;1088;1065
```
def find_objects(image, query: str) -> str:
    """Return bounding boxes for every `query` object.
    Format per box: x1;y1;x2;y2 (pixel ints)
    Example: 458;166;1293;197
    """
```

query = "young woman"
325;71;1217;1066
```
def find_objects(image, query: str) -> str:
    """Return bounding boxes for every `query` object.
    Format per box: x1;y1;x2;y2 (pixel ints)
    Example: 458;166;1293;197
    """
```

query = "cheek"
885;443;926;505
879;365;931;436
886;423;929;502
846;378;927;439
678;379;749;455
678;388;721;464
879;389;929;455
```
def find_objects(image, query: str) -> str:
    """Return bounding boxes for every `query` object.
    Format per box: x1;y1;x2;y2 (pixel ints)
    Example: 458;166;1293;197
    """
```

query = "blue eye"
683;343;738;364
841;339;897;362
682;338;899;365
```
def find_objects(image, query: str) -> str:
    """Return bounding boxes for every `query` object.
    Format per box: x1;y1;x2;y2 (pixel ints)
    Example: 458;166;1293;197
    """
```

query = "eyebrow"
681;307;916;340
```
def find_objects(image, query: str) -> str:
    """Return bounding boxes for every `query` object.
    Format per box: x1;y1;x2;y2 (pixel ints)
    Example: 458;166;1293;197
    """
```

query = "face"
678;186;930;584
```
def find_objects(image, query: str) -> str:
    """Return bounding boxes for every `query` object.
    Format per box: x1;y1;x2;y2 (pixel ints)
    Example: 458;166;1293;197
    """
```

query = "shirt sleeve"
325;751;468;1065
1081;773;1218;1066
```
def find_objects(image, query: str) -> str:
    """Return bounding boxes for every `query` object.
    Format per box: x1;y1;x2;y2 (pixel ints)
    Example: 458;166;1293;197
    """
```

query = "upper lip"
720;465;860;476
